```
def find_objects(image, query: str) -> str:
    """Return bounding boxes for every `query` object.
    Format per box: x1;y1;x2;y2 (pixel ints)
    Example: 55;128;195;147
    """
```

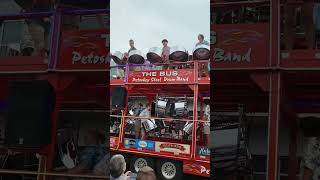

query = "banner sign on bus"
196;146;210;159
155;142;190;155
58;29;110;70
183;161;210;177
128;69;194;84
124;138;155;151
211;23;269;68
110;137;118;148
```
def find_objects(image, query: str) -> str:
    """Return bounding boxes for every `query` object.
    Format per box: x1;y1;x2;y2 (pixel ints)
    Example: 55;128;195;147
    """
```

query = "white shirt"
304;137;320;180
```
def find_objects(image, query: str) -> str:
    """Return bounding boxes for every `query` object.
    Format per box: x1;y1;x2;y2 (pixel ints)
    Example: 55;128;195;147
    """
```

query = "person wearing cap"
162;39;170;69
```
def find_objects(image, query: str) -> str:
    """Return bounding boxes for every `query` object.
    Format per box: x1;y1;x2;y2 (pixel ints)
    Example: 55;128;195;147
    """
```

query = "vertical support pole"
48;8;62;70
267;72;281;180
46;86;62;172
288;118;298;180
37;155;47;180
191;84;198;159
119;85;129;144
125;64;130;83
268;0;280;179
200;97;203;141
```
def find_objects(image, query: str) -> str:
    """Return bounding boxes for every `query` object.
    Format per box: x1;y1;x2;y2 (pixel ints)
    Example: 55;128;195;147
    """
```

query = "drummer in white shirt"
196;34;210;46
138;103;151;140
195;34;210;77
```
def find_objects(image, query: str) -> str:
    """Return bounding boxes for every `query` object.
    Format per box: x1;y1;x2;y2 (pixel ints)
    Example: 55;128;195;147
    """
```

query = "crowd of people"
110;154;156;180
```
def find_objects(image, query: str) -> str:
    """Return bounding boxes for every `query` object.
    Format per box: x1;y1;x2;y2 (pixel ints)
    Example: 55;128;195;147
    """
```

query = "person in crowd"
109;154;131;180
136;166;156;180
196;34;210;46
162;39;170;69
284;2;315;50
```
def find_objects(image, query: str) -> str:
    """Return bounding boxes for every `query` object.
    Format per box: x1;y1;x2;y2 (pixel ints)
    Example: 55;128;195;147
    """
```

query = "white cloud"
110;0;210;55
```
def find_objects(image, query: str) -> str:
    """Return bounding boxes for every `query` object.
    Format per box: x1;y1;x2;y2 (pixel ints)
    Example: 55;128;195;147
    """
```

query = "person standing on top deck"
196;34;209;77
125;39;141;71
196;34;210;46
128;39;136;54
162;39;170;70
284;1;315;50
24;0;54;59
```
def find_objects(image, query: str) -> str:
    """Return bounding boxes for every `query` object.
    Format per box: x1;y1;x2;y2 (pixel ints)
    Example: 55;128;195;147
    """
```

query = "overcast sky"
110;0;210;55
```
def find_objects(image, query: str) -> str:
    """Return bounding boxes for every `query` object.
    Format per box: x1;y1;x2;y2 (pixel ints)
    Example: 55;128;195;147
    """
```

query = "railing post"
48;7;62;70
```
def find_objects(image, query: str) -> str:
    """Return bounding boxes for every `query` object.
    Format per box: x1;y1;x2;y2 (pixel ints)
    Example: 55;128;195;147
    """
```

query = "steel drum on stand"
193;44;210;60
147;47;163;64
169;46;189;62
128;50;145;64
111;51;127;65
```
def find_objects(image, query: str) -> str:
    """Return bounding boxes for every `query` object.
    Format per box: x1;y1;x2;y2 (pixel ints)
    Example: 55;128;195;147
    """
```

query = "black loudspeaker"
5;80;55;149
111;87;127;109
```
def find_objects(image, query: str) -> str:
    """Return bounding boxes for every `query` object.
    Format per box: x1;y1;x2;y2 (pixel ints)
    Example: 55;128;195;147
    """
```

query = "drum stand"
211;104;253;180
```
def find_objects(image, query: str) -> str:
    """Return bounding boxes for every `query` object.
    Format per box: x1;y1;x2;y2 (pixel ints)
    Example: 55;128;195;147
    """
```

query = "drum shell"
111;51;127;65
128;50;145;64
147;47;163;64
169;46;188;62
193;44;210;60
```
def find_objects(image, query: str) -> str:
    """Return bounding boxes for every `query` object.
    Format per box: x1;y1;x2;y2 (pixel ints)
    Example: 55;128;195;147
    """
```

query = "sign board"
155;142;190;155
183;160;210;177
196;146;210;159
124;138;155;151
211;23;269;68
57;29;110;70
110;137;118;148
128;69;194;84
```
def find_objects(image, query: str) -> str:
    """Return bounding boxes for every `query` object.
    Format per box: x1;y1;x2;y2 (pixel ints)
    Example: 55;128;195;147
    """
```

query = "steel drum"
147;47;163;64
193;44;210;60
111;51;127;65
142;119;157;133
183;122;193;135
128;50;145;64
169;46;189;62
